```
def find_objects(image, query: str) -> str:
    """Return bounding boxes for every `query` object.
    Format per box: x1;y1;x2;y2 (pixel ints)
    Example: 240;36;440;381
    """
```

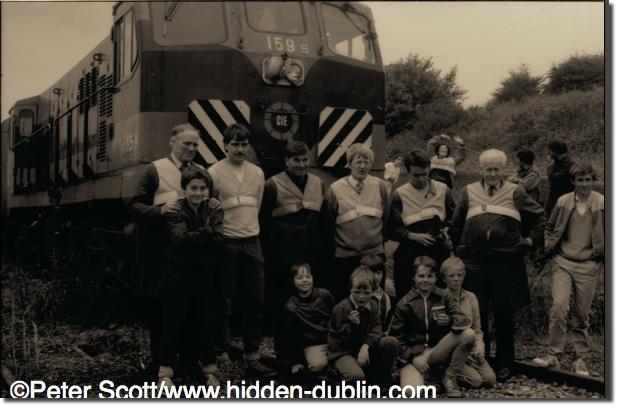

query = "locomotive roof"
113;1;374;19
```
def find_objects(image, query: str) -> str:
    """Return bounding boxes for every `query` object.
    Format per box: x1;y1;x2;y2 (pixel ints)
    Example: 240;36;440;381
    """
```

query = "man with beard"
207;123;274;378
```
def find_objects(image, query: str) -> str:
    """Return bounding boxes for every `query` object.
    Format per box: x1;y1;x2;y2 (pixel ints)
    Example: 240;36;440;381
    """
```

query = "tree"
490;64;543;104
544;53;604;95
385;54;466;137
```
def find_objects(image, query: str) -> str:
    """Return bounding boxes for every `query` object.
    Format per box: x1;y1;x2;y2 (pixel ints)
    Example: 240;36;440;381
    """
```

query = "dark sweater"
328;297;382;358
165;198;225;268
545;156;575;216
451;183;545;256
282;288;334;364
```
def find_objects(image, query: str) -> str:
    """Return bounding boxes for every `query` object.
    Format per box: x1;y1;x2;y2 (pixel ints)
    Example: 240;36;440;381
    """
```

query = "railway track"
228;341;605;397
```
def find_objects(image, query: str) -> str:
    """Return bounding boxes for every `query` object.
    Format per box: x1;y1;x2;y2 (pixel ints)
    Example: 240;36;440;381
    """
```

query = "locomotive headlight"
263;54;285;81
285;62;304;86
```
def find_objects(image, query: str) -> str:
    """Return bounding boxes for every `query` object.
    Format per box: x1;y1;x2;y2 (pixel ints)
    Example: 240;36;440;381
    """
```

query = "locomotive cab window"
321;4;375;64
151;2;226;45
245;2;305;35
17;109;34;138
114;9;138;83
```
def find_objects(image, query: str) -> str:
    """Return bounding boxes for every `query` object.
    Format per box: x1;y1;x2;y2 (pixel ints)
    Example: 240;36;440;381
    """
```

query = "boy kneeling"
158;167;224;387
328;267;400;386
389;256;474;397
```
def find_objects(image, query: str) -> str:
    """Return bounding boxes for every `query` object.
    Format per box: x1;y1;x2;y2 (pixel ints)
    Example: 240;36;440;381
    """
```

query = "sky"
1;1;605;120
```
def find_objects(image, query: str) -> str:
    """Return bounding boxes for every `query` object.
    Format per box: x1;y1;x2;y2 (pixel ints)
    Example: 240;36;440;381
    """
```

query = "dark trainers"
532;354;560;369
246;359;276;378
573;358;590;376
497;367;511;382
442;373;462;398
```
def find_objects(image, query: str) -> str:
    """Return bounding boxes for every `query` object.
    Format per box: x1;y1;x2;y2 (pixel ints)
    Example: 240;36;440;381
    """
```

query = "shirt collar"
348;175;364;188
372;288;384;300
481;179;503;193
170;153;185;169
349;295;371;311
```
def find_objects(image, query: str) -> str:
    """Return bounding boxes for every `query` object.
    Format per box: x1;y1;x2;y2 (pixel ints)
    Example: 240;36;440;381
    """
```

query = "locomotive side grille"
97;120;107;161
90;67;99;106
78;77;86;114
98;75;113;118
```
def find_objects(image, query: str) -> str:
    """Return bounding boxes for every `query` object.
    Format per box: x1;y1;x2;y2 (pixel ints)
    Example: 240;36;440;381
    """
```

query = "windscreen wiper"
164;1;182;22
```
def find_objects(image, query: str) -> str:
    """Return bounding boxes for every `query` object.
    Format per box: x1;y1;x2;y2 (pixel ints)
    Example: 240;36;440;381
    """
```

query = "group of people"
128;123;604;397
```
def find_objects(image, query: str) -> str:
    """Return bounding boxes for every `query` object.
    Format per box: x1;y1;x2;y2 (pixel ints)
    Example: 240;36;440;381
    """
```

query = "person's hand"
435;313;450;326
207;197;222;210
408;233;436;247
358;344;370;367
349;310;361;325
470;348;484;363
161;200;180;215
291;364;304;374
412;356;429;374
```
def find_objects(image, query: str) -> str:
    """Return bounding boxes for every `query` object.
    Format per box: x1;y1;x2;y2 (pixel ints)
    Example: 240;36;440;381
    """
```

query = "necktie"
179;162;190;173
488;186;496;197
355;180;364;195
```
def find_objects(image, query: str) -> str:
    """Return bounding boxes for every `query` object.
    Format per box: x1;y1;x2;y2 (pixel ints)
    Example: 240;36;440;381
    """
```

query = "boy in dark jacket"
360;254;392;330
282;263;334;374
158;167;224;387
389;256;474;398
328;267;399;385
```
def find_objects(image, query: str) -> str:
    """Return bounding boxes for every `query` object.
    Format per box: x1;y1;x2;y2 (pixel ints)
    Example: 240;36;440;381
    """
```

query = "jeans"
220;237;265;358
159;266;217;368
333;337;400;384
548;255;600;355
458;358;497;388
400;329;475;387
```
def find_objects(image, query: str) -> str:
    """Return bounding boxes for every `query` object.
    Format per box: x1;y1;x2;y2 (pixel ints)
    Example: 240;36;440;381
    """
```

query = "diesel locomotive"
1;2;385;287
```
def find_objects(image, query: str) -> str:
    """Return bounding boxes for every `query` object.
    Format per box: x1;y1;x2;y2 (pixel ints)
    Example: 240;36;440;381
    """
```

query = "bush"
456;87;604;175
385;54;466;137
545;53;604;95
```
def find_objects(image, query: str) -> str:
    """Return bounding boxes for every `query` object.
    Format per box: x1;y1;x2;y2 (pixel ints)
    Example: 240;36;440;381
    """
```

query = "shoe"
158;376;175;389
157;365;175;388
531;354;560;369
442;374;463;398
573;358;590;376
497;367;511;382
246;359;276;379
201;363;221;386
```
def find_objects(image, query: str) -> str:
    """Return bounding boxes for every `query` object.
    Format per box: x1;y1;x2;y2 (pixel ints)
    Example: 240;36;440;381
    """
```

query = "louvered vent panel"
97;120;107;161
78;77;86;114
98;75;113;118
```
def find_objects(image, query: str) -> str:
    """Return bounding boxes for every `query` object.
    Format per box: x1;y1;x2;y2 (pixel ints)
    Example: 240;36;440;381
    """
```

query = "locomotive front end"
141;2;384;181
